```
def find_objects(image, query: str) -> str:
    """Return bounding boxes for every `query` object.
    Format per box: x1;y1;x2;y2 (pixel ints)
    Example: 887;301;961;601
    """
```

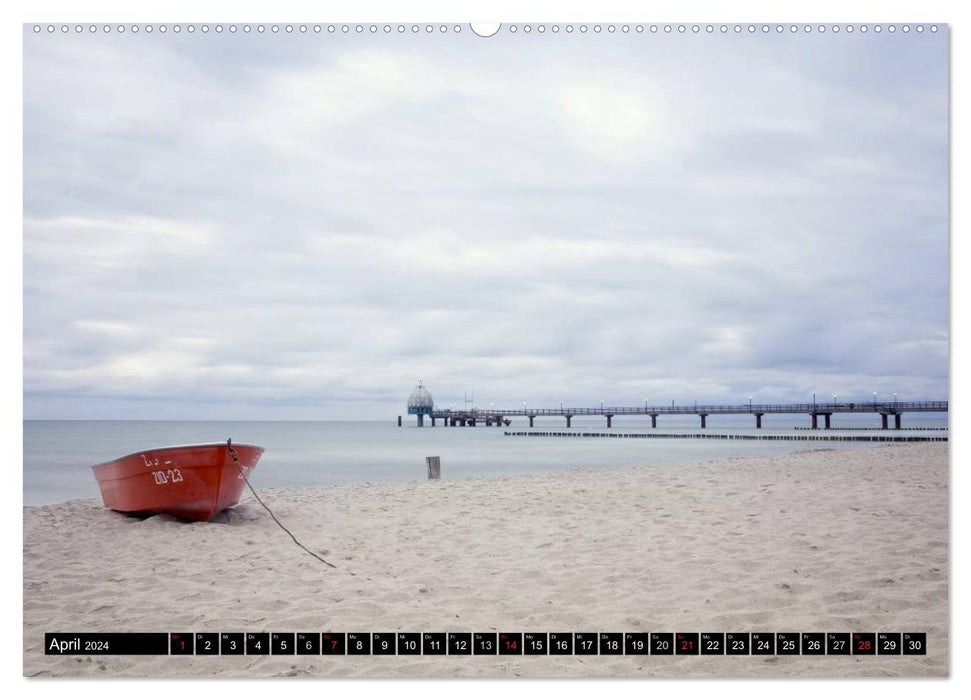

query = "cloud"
22;29;949;419
555;80;670;162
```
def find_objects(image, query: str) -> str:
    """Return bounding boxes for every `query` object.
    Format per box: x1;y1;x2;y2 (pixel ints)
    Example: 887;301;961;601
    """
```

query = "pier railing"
431;400;947;418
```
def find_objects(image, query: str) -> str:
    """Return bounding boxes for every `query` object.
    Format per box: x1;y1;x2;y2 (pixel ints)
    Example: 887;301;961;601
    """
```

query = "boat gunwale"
90;442;264;471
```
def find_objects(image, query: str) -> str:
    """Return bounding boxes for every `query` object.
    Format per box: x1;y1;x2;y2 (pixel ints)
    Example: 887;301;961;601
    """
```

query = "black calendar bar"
43;632;928;655
45;633;169;655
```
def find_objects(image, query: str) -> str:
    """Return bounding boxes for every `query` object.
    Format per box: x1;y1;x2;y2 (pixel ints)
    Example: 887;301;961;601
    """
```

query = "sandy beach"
23;442;948;678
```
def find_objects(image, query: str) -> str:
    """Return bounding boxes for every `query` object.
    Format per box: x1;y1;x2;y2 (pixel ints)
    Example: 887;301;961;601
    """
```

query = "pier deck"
406;400;948;430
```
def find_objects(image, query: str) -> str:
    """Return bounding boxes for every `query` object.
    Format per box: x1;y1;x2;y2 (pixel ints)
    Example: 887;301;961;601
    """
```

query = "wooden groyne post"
426;456;441;480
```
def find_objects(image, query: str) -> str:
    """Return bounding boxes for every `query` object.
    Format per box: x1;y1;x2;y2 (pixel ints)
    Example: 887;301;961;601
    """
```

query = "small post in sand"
426;456;441;480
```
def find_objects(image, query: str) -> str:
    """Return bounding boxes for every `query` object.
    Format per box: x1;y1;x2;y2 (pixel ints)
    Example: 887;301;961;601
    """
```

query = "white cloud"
244;49;446;152
25;215;217;272
555;81;671;163
21;29;949;418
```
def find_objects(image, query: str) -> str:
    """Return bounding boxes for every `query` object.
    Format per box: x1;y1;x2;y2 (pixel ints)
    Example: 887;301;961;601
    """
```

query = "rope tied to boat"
227;438;337;569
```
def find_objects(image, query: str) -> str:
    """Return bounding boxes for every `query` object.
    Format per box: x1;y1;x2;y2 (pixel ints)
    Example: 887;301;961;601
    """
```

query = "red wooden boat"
92;440;264;521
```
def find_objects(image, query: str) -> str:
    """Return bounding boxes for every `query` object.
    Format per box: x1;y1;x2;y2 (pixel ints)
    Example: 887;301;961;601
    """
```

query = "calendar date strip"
45;632;926;656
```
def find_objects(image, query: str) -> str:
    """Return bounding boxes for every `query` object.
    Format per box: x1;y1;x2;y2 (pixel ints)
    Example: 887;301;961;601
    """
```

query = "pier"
404;400;947;430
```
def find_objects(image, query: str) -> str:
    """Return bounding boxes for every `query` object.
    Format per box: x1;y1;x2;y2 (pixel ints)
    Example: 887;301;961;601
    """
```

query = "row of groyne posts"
504;431;948;443
398;400;948;430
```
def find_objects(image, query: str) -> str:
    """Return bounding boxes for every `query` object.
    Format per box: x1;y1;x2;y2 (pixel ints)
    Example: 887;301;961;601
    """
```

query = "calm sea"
22;415;948;506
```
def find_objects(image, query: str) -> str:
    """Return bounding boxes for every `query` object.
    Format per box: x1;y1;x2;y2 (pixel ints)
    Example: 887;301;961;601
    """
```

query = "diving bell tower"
407;380;435;427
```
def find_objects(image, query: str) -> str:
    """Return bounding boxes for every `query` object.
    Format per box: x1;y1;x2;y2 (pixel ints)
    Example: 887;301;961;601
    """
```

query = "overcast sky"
22;24;948;419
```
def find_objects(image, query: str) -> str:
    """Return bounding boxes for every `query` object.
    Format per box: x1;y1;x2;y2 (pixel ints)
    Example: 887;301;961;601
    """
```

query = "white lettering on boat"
152;468;184;485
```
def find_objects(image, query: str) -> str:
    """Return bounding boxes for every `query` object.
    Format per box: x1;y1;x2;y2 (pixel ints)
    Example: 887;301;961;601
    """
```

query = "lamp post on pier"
748;395;753;410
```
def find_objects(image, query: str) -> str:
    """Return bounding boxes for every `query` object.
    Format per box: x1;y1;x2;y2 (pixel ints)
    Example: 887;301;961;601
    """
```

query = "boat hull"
92;443;264;522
